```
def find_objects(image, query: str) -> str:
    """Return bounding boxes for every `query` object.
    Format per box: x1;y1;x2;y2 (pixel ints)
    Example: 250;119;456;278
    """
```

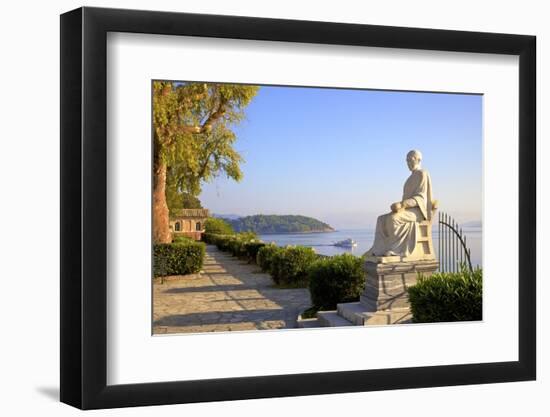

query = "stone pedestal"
299;258;439;328
336;259;439;326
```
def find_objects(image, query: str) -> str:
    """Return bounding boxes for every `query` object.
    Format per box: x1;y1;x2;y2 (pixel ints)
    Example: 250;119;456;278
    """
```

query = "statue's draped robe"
370;169;433;257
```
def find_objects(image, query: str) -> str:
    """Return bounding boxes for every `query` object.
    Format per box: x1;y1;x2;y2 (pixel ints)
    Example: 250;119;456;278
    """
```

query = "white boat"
333;238;357;248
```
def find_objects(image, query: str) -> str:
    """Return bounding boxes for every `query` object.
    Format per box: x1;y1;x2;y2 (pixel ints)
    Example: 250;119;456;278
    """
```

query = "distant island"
223;214;335;234
212;213;242;220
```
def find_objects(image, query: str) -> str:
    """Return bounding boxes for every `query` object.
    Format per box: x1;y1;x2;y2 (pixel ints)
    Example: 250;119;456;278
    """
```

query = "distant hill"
212;213;242;220
225;214;335;234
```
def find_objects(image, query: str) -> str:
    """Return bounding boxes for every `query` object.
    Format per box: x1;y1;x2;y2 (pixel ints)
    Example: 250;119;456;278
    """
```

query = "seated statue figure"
365;150;437;261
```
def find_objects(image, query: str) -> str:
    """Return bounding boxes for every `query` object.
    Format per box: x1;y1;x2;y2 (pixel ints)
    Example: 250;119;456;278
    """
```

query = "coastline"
258;227;482;267
256;229;335;235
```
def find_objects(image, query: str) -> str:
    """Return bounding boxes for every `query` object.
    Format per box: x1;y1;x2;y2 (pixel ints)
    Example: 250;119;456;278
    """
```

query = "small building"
169;209;210;241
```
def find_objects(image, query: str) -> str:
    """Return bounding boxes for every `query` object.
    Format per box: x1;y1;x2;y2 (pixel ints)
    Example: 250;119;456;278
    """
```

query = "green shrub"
407;266;482;323
237;231;258;242
204;217;234;235
270;246;317;286
201;233;219;244
215;235;235;252
245;242;266;263
172;235;193;244
201;232;224;246
228;238;248;257
257;244;283;272
203;231;260;259
153;241;205;277
308;254;365;310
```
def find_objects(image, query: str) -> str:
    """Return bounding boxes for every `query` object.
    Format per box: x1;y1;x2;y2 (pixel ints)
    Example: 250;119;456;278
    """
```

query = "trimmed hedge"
202;232;260;261
208;235;319;288
202;233;237;247
407;266;483;323
172;235;193;244
308;254;365;310
257;244;283;273
218;237;234;252
245;241;266;262
270;246;317;286
227;238;246;257
201;232;223;245
153;241;206;277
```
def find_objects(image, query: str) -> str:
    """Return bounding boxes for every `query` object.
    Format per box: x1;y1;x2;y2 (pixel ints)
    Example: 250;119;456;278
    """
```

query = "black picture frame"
60;6;536;410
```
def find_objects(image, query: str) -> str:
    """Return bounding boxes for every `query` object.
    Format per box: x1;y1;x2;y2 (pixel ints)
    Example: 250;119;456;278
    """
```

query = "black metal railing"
438;211;472;273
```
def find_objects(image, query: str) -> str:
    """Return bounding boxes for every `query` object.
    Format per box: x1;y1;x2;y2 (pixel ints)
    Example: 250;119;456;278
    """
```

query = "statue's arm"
401;198;418;208
391;198;417;213
391;171;427;213
394;171;428;211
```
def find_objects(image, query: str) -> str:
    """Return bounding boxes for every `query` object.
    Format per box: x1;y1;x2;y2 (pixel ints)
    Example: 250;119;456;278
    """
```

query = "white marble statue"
366;150;436;259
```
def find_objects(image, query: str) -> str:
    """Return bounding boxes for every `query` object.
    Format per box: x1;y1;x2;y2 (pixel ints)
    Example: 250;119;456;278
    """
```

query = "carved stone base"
360;259;439;316
319;258;439;327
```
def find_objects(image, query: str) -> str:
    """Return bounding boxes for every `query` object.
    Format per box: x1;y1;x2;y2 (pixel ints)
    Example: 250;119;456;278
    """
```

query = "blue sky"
199;85;482;229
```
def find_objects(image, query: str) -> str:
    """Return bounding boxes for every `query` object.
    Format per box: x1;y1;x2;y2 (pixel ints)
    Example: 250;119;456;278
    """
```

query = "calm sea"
259;226;482;268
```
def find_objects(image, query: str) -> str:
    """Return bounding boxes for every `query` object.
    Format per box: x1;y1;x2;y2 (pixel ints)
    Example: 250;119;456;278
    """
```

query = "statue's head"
406;149;422;171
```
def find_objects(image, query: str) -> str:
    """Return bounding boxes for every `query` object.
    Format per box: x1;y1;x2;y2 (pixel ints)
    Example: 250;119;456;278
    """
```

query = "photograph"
152;80;483;334
52;2;539;411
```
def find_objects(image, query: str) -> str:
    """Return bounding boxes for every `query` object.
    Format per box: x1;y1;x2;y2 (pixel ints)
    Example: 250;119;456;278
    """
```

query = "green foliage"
172;235;194;244
153;81;259;197
202;232;258;260
201;233;220;245
244;242;266;262
228;238;248;258
212;236;318;287
204;218;234;235
407;266;483;323
227;214;334;234
270;246;318;286
166;182;203;216
153;241;205;277
180;192;202;209
227;233;258;257
216;235;235;252
256;244;283;273
201;233;231;246
235;231;257;240
205;228;319;289
308;254;365;310
165;126;244;198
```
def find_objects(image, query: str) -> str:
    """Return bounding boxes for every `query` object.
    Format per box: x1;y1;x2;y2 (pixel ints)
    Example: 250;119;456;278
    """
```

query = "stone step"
338;301;412;326
317;310;354;327
296;317;321;328
337;302;372;325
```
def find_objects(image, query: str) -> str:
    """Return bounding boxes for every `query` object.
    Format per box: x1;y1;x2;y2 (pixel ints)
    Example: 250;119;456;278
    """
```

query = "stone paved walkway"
153;245;312;334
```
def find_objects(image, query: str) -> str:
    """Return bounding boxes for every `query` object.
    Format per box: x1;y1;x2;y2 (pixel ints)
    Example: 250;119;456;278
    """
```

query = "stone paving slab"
153;245;312;334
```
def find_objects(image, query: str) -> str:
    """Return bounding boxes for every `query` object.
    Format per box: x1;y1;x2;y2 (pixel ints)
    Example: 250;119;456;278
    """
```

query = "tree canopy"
152;81;259;242
153;81;258;187
164;125;244;198
166;180;203;216
204;217;235;235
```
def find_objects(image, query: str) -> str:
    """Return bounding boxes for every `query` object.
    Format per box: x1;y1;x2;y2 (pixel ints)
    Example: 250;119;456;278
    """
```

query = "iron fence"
438;211;473;273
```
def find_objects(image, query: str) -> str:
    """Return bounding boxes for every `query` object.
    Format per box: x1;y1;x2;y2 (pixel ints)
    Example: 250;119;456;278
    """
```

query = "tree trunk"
153;156;172;243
